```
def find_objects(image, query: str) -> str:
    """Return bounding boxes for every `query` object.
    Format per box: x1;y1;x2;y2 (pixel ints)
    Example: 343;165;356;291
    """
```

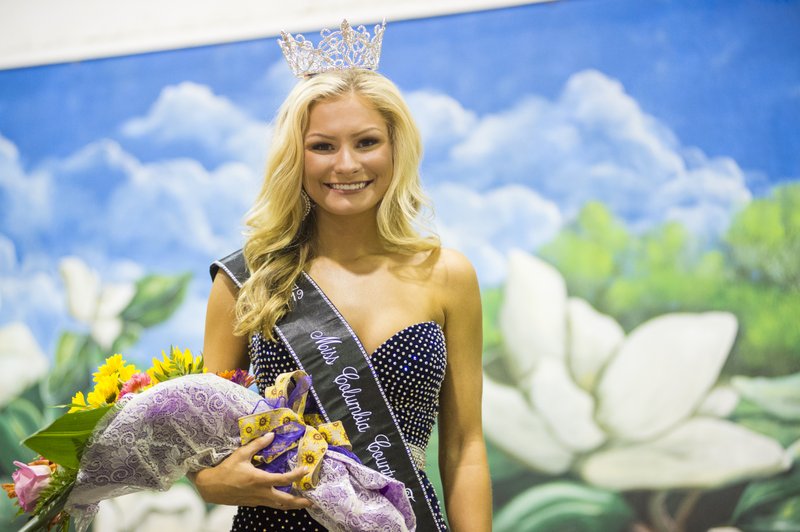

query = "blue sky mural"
1;0;798;366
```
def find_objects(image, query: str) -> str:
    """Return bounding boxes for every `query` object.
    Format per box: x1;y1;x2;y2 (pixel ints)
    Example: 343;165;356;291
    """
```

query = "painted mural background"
1;0;798;530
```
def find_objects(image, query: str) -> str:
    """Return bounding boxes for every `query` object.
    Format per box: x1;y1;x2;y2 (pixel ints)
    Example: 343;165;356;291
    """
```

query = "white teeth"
329;181;369;191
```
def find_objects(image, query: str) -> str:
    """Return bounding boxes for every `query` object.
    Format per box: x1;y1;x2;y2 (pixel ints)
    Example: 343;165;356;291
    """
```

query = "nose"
333;146;360;176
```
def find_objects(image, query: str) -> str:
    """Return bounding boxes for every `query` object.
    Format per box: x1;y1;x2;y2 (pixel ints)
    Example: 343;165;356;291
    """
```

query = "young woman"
192;67;492;531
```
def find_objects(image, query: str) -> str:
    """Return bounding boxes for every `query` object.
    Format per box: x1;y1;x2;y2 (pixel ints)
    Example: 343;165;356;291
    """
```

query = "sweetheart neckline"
300;272;444;358
368;321;444;358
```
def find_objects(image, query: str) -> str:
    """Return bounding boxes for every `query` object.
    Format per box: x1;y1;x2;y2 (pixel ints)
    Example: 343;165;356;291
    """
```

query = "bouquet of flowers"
4;349;415;532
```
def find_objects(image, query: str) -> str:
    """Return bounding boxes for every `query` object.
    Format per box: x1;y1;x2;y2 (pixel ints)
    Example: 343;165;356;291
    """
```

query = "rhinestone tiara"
278;19;386;78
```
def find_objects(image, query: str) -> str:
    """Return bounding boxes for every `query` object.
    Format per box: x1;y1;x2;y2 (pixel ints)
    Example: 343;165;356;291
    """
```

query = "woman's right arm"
189;274;313;510
202;273;248;374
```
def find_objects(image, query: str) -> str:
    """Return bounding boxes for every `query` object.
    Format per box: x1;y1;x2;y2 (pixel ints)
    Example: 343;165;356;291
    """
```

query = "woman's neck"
312;208;386;263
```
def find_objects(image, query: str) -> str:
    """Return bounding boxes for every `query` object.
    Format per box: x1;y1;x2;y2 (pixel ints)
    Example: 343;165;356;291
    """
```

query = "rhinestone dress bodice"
231;321;449;531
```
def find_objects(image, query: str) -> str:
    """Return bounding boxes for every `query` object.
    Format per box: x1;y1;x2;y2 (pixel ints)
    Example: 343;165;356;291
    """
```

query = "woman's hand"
191;433;314;510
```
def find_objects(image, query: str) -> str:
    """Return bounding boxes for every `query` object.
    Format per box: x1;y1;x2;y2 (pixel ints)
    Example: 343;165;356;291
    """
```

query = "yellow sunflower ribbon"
238;370;351;490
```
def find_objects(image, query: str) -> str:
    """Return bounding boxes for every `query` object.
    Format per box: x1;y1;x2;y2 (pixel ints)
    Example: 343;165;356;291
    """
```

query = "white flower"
0;322;49;407
93;484;235;532
60;257;135;350
483;250;790;490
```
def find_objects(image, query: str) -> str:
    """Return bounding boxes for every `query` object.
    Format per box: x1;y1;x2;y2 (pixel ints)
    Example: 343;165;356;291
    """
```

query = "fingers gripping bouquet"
5;349;415;532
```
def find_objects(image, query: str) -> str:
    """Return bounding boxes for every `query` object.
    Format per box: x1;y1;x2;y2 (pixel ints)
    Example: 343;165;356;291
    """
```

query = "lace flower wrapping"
64;373;415;532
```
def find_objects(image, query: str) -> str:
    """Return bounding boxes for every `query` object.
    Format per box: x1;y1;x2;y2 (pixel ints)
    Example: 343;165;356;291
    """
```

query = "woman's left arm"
437;250;492;531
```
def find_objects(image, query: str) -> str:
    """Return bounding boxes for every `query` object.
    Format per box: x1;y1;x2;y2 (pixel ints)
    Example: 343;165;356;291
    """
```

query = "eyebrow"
305;127;384;140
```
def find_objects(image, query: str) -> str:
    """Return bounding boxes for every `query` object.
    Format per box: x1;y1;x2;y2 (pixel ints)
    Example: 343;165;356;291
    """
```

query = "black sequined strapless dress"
231;321;449;531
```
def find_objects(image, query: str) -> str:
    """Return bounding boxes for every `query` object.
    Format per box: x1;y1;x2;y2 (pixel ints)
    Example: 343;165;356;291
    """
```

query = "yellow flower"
147;347;206;384
93;354;139;385
146;356;172;385
86;374;120;407
93;354;123;381
172;347;204;374
117;363;137;383
68;391;88;413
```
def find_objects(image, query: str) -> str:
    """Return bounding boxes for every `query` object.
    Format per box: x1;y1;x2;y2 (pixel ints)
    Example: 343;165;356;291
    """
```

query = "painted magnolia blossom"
0;322;49;406
60;257;135;350
483;250;790;490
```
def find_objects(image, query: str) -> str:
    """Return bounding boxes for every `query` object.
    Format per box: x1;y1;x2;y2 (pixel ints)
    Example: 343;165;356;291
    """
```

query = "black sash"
276;273;440;530
211;252;440;530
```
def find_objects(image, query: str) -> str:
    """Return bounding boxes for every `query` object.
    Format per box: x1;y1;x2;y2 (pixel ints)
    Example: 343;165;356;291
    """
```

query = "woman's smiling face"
302;92;393;218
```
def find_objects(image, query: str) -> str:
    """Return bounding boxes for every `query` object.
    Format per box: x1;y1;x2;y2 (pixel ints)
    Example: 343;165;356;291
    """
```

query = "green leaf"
22;406;113;468
732;372;800;421
733;464;800;523
54;331;84;367
0;399;43;473
34;467;77;516
737;494;800;531
111;321;143;354
44;332;102;407
121;272;191;327
493;481;634;532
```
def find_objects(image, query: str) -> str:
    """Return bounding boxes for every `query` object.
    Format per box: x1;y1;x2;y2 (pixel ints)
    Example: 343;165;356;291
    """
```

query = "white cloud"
0;130;257;356
121;82;271;169
0;132;20;177
430;182;562;285
654;157;751;238
426;69;751;236
58;138;141;176
122;82;249;145
0;132;52;236
0;136;259;262
405;90;476;152
0;233;14;271
108;157;258;258
0;235;66;351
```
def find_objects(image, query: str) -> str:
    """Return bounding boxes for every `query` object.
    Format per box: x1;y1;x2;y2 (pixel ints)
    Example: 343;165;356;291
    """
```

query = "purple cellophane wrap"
65;373;415;532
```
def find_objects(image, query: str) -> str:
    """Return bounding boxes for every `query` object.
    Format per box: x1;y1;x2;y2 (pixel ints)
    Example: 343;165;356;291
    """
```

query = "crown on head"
278;19;386;78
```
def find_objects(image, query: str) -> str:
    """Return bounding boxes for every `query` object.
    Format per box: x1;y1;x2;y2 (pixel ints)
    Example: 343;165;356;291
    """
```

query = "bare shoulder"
432;247;479;287
428;248;480;319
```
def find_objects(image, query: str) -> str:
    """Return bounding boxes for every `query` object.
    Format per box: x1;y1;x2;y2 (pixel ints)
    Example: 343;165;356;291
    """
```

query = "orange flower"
2;482;16;499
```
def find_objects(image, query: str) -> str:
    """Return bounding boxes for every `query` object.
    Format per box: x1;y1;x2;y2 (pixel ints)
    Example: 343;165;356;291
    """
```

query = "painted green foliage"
0;266;190;529
726;184;800;291
539;183;800;376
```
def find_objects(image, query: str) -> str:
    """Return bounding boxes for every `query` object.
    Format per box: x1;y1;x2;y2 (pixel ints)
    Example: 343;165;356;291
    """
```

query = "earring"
301;189;313;220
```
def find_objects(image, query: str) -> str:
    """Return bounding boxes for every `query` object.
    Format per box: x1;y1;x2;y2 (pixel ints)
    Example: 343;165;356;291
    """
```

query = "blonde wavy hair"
234;69;439;340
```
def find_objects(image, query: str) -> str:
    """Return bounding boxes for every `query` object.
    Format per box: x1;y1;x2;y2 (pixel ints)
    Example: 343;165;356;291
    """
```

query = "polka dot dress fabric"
231;321;449;531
